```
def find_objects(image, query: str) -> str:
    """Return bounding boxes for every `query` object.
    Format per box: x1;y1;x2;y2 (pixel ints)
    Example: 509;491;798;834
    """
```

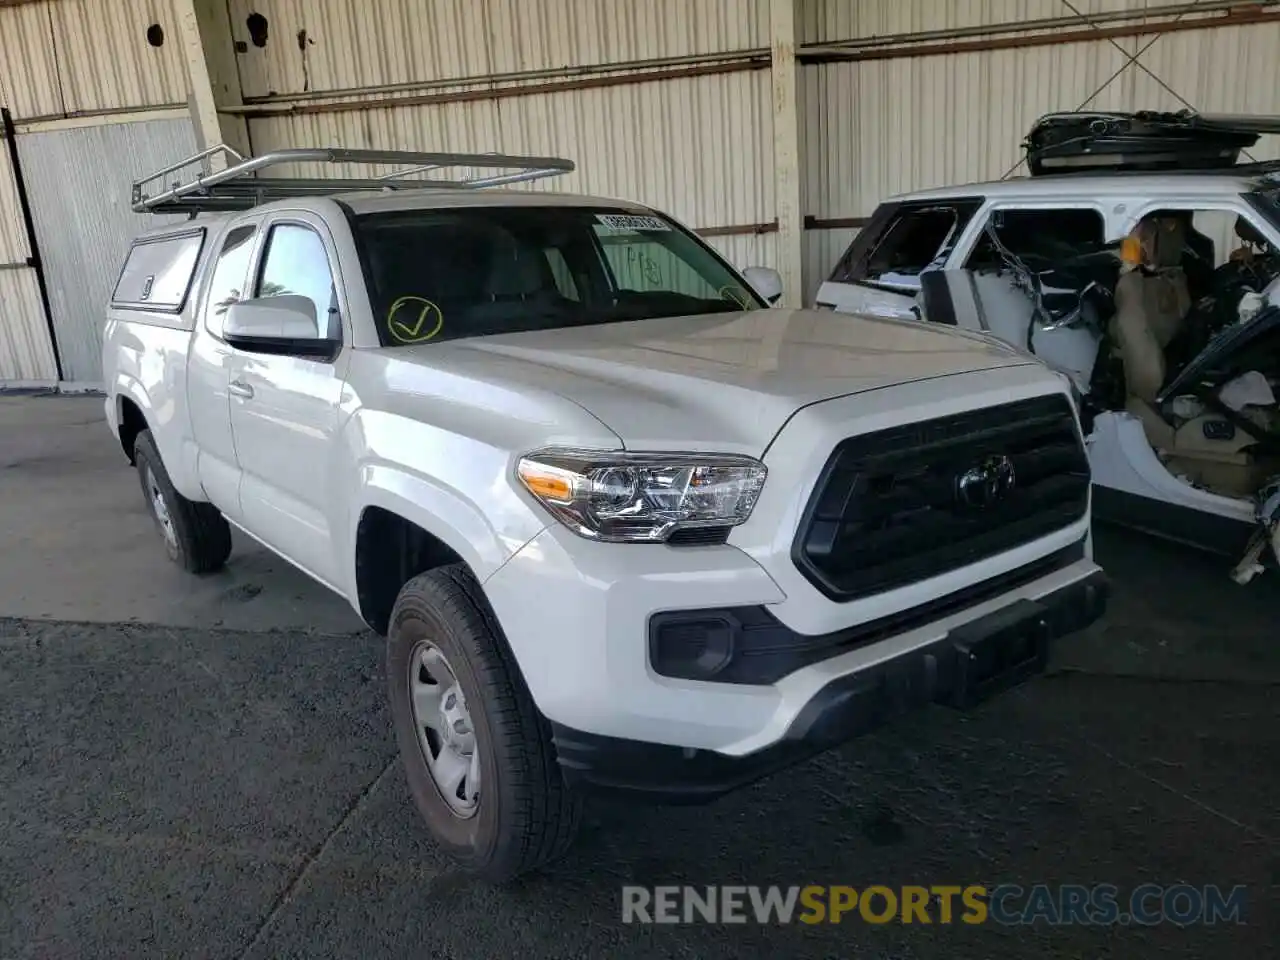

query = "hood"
398;308;1034;454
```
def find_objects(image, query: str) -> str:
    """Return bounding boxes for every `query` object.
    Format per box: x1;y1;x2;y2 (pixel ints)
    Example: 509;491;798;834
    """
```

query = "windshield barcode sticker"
596;213;671;232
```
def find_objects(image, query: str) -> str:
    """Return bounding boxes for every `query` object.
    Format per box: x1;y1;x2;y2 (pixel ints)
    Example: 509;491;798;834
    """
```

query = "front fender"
347;462;547;592
332;379;615;601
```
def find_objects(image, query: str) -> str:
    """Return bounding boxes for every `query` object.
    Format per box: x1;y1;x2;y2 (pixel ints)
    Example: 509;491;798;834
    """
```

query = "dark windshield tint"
352;206;763;346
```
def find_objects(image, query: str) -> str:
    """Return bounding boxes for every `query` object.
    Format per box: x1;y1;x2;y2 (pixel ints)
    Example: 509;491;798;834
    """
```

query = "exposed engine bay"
921;209;1280;581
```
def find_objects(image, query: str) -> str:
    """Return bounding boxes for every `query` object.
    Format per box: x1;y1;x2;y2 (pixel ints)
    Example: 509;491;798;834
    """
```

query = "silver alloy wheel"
145;464;178;552
408;641;480;817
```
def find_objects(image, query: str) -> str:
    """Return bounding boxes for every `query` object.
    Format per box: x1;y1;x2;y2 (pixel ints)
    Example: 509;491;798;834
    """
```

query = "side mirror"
742;266;783;305
224;295;339;361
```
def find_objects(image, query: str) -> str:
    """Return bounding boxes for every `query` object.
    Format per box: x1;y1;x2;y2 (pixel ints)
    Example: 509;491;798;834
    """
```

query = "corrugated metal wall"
0;0;188;120
17;117;198;384
0;0;194;386
229;0;765;96
0;141;58;383
230;0;778;273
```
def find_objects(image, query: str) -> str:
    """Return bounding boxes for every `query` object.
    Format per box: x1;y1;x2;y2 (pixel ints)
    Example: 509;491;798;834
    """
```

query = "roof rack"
1023;110;1280;177
132;143;576;215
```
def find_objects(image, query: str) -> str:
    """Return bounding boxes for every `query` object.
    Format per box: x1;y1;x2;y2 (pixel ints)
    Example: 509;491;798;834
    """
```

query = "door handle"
228;379;254;399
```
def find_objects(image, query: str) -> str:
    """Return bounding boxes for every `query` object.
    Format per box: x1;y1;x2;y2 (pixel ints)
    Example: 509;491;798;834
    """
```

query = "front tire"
133;430;232;574
387;564;581;882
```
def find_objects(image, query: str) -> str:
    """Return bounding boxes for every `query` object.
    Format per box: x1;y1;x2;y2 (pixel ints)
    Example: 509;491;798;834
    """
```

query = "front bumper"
550;569;1108;803
483;521;1108;799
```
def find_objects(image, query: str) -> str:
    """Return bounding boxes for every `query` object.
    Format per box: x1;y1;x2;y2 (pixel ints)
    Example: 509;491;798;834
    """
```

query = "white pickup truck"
103;145;1108;881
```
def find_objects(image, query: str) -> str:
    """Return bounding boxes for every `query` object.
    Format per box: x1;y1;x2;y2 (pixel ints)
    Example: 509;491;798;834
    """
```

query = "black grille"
793;394;1090;602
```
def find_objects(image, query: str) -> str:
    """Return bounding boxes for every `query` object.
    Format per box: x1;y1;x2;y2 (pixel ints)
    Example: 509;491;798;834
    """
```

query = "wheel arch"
114;385;152;464
350;468;535;634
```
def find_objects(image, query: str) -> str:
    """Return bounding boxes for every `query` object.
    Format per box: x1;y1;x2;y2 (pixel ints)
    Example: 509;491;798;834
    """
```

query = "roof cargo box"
1023;111;1279;176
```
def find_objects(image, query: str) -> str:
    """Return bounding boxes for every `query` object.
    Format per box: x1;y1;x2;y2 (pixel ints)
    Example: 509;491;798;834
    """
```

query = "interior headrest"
1135;216;1186;270
483;235;548;299
1237;216;1267;248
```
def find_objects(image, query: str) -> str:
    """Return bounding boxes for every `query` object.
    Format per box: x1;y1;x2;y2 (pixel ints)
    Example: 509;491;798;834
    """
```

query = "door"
228;215;350;589
951;204;1110;385
815;198;983;318
189;220;261;519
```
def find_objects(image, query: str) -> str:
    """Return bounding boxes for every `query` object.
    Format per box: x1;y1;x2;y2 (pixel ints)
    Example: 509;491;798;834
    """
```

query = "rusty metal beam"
224;59;771;118
800;5;1280;64
804;215;869;231
809;0;1270;53
696;221;778;238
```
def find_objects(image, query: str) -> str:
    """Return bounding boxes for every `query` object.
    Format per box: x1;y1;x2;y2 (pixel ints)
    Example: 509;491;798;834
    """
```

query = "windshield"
352;206;764;347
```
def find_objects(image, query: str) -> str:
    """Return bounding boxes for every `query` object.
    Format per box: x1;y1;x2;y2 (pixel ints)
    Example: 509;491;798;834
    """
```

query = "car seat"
480;235;554;303
1113;217;1278;496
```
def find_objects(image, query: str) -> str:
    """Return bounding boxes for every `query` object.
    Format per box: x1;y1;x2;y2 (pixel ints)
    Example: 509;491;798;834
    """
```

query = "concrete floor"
1;394;1277;959
0;394;364;634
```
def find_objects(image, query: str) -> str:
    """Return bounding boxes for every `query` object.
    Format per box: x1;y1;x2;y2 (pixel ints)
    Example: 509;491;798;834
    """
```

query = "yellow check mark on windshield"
387;297;443;343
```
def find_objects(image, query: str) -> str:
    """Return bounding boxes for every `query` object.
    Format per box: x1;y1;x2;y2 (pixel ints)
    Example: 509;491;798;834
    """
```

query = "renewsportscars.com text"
621;884;1246;926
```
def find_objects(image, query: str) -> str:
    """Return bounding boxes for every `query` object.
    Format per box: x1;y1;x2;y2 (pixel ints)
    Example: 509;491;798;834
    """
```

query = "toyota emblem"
956;455;1016;509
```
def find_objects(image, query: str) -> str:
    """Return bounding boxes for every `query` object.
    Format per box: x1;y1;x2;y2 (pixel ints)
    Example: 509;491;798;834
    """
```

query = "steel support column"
770;0;804;308
174;0;250;165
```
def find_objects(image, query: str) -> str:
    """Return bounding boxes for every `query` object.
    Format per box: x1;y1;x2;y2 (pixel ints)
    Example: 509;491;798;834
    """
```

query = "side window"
256;224;338;340
112;231;204;310
1141;208;1279;303
830;199;982;289
965;208;1106;269
202;225;256;338
1185;209;1277;268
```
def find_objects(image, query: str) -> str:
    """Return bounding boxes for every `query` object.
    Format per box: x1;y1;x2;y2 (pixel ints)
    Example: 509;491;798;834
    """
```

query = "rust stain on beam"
804;215;869;230
696;221;778;238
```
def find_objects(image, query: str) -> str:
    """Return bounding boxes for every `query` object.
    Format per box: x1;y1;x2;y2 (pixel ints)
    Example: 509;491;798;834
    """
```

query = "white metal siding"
248;68;776;245
0;139;56;384
0;145;29;265
802;39;1138;222
229;0;767;98
50;0;189;115
0;0;188;120
0;2;63;119
0;269;57;384
17;117;198;385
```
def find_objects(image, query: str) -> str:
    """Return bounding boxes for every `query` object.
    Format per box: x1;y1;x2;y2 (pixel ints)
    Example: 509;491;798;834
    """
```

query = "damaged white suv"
818;111;1280;582
103;144;1107;881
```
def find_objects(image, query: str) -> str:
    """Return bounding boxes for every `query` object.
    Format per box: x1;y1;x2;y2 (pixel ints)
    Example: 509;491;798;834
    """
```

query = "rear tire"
387;564;581;882
133;430;232;574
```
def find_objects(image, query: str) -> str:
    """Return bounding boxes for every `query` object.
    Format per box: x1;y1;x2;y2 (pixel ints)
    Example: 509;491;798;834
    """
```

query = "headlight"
516;448;767;542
